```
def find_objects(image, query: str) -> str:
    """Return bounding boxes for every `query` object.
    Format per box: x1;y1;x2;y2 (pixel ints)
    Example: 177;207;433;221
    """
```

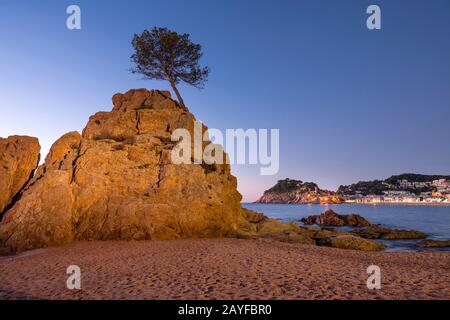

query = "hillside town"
257;175;450;205
342;178;450;204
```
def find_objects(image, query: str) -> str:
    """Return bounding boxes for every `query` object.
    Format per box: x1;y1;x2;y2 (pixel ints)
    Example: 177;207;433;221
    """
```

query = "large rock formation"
257;178;342;204
0;136;40;216
0;89;245;252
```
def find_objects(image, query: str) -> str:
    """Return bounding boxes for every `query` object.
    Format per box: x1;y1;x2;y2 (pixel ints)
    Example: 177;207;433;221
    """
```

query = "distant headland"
256;179;342;204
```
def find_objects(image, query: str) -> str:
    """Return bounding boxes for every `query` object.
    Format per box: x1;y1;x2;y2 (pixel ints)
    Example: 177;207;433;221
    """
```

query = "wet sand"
0;239;449;300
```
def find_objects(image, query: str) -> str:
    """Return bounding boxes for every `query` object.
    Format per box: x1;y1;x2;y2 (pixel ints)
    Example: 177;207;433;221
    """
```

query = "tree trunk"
169;80;186;109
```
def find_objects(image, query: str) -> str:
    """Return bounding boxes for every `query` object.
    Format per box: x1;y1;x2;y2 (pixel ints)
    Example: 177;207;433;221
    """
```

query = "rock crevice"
0;136;40;220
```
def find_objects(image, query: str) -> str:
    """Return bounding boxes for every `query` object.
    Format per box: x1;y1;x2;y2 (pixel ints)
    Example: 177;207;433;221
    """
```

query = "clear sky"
1;0;449;202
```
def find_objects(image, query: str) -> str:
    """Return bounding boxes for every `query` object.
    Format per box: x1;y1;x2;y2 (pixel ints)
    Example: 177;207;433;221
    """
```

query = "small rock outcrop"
301;210;371;227
0;136;40;216
0;89;245;252
256;179;342;204
254;220;315;245
351;226;427;240
317;235;386;251
419;239;450;248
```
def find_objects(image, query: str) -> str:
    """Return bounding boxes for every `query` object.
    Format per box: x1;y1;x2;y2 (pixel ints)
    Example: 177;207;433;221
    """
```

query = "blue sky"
1;0;449;201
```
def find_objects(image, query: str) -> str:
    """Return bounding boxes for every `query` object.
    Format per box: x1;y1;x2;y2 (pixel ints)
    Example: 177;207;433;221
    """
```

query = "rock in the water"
0;136;40;215
317;235;386;251
301;209;371;227
351;226;427;240
233;212;384;251
0;89;245;252
419;239;450;247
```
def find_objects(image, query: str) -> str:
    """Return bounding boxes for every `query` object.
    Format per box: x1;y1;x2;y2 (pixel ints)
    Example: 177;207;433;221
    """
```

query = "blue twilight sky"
1;0;449;201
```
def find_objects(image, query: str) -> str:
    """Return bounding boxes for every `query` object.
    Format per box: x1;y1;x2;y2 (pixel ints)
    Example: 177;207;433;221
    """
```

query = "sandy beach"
0;238;448;300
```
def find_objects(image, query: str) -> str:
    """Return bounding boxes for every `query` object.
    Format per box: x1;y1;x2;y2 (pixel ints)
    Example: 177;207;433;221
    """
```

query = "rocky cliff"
0;89;245;252
0;136;40;216
256;178;342;204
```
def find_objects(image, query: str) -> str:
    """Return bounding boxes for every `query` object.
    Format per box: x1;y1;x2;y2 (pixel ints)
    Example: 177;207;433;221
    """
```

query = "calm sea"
243;203;450;252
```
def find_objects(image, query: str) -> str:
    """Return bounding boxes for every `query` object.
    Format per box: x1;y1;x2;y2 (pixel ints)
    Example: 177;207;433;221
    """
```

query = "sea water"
243;203;450;252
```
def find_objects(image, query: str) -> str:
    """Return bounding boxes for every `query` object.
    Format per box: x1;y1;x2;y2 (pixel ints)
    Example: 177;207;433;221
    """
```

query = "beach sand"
0;238;449;300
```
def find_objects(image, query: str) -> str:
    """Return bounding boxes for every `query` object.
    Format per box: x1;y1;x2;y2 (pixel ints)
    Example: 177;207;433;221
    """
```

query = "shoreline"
244;202;450;252
344;202;450;206
1;239;449;300
248;202;450;206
